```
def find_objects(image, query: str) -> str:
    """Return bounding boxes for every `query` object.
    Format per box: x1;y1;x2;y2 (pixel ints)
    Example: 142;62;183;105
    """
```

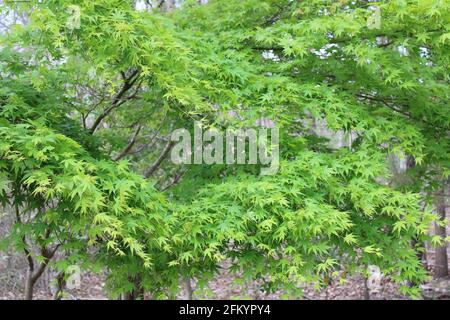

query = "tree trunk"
363;274;370;300
24;271;36;300
406;156;427;268
52;271;66;300
121;275;144;300
434;190;448;278
184;277;193;300
121;288;144;300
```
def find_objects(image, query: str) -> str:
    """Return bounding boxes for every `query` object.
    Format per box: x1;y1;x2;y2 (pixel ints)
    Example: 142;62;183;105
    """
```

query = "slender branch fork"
89;69;141;134
14;203;60;299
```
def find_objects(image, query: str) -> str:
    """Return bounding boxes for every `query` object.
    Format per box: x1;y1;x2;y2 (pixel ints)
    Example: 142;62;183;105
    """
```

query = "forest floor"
1;254;449;300
0;267;411;300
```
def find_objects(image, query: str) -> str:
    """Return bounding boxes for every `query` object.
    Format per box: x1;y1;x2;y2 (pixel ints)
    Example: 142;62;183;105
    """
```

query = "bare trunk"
184;277;193;300
121;276;144;300
120;292;133;300
406;156;427;268
121;289;144;300
24;271;36;300
363;276;370;300
434;191;448;278
52;272;66;300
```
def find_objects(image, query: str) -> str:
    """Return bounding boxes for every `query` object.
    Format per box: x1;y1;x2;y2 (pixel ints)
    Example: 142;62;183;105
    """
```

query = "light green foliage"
174;149;435;296
0;0;449;298
0;92;172;296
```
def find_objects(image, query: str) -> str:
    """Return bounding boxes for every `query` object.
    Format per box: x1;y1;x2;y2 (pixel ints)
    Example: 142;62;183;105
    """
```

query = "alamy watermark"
170;122;279;175
66;265;81;289
367;5;381;30
67;5;81;30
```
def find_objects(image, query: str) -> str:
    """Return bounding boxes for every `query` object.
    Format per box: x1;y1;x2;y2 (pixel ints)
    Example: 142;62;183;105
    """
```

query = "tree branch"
114;125;143;161
160;168;188;192
144;139;175;178
90;70;140;134
15;204;34;272
356;93;448;131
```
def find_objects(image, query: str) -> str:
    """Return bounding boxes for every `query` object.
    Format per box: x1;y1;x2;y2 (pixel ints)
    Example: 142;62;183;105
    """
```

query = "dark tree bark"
52;271;66;300
24;245;59;300
434;189;448;278
184;277;193;300
144;139;175;178
121;276;145;300
405;156;427;267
